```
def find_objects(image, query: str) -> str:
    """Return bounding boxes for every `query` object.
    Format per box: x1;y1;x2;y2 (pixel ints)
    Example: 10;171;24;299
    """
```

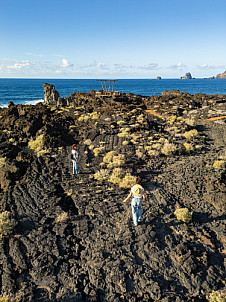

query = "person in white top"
71;144;79;175
123;176;146;226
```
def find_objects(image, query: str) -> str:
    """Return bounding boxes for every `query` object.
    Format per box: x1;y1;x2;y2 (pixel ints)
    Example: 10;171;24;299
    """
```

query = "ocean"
0;78;226;108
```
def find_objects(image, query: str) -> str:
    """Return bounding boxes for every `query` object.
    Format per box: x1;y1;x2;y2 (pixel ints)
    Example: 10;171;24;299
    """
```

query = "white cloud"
138;63;159;70
26;52;43;57
168;62;186;70
61;59;74;68
198;64;226;70
7;60;30;70
96;62;109;69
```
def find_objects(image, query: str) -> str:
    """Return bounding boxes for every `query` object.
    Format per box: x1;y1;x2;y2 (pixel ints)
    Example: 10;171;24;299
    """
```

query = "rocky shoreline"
0;86;225;301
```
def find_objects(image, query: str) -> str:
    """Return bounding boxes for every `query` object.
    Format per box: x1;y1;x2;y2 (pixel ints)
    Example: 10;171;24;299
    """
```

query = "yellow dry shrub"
174;208;192;223
136;149;144;158
152;143;162;150
122;140;129;146
206;289;226;302
0;211;16;238
90;112;99;120
168;116;177;123
183;129;199;139
28;134;44;151
161;141;177;155
94;169;109;181
0;292;19;302
103;151;117;163
93;146;105;157
119;174;136;189
148;149;160;157
55;212;69;224
107;154;125;168
78;115;90;122
213;160;225;168
0;157;6;168
184;143;194;152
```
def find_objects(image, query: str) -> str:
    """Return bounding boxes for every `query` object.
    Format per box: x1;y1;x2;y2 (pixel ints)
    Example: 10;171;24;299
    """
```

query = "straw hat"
131;184;143;197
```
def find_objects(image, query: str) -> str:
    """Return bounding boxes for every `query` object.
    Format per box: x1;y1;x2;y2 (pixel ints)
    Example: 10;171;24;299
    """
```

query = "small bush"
103;151;117;163
94;169;109;181
0;157;7;168
55;212;69;224
183;129;199;139
122;140;129;146
206;289;226;302
174;208;192;223
90;112;99;120
161;141;177;156
103;151;125;168
78;115;90;122
148;149;160;157
136;149;144;158
0;211;16;238
107;154;125;168
0;292;19;302
119;174;136;189
213;160;225;168
28;134;44;152
93;147;105;157
184;142;194;152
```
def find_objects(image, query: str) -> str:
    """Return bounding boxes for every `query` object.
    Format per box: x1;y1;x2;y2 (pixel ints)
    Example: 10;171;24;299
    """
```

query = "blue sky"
0;0;225;78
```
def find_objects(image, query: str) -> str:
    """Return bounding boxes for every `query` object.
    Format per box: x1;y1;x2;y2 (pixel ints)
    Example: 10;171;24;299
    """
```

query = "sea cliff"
216;71;226;79
0;87;225;301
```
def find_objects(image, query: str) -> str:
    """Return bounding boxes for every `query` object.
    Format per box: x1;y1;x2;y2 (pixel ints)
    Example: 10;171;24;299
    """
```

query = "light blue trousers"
72;159;79;174
131;197;142;226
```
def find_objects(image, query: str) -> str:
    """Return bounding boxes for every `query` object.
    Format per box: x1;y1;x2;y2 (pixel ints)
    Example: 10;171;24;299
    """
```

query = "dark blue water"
0;78;226;107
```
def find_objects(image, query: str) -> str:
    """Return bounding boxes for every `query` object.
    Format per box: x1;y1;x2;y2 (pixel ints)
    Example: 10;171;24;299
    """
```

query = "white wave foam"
24;99;44;106
0;99;44;108
0;104;9;108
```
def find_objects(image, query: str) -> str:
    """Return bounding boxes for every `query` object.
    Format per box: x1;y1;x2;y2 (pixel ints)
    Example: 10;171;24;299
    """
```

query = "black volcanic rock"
43;83;60;106
0;88;225;301
180;72;192;79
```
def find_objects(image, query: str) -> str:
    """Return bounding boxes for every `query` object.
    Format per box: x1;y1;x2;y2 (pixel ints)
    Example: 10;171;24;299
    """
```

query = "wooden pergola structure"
96;79;118;95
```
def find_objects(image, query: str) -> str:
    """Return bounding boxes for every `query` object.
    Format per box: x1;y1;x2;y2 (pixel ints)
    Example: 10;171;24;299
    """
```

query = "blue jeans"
131;197;142;226
72;159;79;174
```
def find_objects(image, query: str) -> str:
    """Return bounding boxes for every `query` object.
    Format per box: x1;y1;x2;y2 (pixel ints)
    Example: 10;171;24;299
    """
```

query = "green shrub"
174;208;192;223
0;211;16;238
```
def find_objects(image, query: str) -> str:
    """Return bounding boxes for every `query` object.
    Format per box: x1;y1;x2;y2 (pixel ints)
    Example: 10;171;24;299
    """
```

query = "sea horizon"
1;78;226;108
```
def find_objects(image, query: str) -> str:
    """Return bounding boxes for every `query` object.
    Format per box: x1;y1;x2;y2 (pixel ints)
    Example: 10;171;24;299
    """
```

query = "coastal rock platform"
0;88;225;301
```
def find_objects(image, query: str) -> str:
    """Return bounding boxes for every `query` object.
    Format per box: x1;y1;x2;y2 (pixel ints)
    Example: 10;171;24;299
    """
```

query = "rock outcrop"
180;72;192;79
43;83;60;106
0;88;225;301
216;71;226;79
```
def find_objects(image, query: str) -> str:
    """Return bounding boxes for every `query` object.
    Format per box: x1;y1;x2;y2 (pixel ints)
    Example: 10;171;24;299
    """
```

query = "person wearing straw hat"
123;176;146;226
